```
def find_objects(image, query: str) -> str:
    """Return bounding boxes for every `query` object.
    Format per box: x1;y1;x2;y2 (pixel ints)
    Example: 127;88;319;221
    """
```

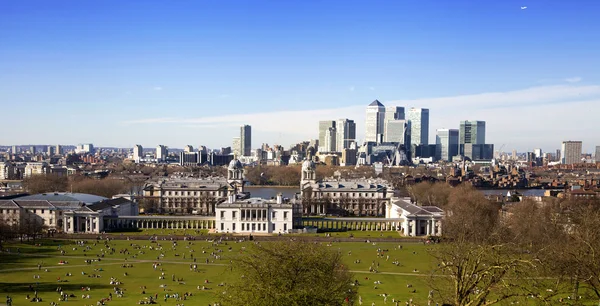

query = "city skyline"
1;1;599;152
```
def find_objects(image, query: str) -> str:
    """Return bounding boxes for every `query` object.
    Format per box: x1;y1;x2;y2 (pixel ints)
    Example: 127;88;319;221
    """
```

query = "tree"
23;174;68;194
219;240;356;306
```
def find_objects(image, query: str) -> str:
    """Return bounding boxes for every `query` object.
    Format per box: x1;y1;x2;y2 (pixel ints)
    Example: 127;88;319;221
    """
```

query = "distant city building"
561;141;583;164
240;125;252;156
11;145;17;154
30;146;36;154
75;143;95;154
318;121;336;152
184;145;194;153
336;119;356;152
323;127;337;152
512;149;517;161
463;144;494;161
407;108;429;147
385;106;405;121
384;119;410;146
533;148;543;159
56;144;62;155
232;137;241;157
133;145;143;163
459;120;486;148
47;146;55;156
436;129;459;162
365;100;385;143
596;146;600;163
156;145;168;162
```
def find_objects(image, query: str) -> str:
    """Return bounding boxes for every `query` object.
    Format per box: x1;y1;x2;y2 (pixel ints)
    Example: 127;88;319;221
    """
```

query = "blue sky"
1;0;599;153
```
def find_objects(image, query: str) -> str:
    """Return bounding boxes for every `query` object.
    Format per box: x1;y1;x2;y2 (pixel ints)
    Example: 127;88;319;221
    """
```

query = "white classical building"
385;197;444;236
215;194;301;234
0;193;138;234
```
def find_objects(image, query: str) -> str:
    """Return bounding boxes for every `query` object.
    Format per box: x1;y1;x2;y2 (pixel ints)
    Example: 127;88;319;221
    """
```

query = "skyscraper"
318;121;336;152
365;100;385;143
324;127;337;152
595;146;600;163
11;145;17;154
384;119;410;146
133;145;143;162
561;141;582;164
232;137;241;157
184;145;194;153
156;145;168;162
336;119;356;152
436;129;459;162
56;144;62;155
240;125;252;156
533;148;543;159
385;106;405;121
407;108;429;146
459;120;486;148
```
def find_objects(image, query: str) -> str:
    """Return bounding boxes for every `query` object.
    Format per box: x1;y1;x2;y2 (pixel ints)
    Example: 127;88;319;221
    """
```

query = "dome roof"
228;159;243;170
17;193;107;205
302;159;315;171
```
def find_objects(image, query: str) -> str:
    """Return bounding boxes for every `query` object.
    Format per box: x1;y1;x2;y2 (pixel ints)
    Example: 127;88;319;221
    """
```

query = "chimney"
276;193;283;204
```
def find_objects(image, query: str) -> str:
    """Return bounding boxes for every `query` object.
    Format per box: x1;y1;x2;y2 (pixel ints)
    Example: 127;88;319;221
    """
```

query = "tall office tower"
324;127;337;152
385;106;405;121
459;120;486;153
407;108;429;146
384;119;410;145
184;145;194;153
76;143;95;154
11;145;17;154
232;137;241;157
156;145;168;162
512;149;517;160
595;146;600;163
240;125;252;156
318;120;336;152
556;149;561;162
133;145;143;162
436;129;459;162
561;141;582;164
56;144;62;155
533;148;543;159
30;146;36;154
365;100;385;143
336;119;356;152
47;146;55;156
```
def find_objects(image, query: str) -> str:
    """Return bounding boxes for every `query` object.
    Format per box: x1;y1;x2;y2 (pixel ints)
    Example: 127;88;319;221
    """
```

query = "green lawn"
0;238;434;305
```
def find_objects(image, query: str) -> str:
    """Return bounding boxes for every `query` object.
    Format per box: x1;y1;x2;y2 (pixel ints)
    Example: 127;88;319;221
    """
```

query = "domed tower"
301;159;316;187
227;158;244;195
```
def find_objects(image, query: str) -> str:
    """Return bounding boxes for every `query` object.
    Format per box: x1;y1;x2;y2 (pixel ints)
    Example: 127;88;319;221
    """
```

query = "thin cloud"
369;87;375;91
218;94;231;99
349;86;355;92
564;77;582;83
153;86;163;91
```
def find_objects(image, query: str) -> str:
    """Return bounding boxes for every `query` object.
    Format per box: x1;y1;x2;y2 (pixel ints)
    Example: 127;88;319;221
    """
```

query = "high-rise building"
318;121;336;152
324;127;337;152
436;129;459;162
512;149;517;161
76;143;95;154
232;137;241;157
561;141;582;164
595;146;600;163
56;144;62;155
533;148;543;159
156;145;168;162
47;146;55;156
11;145;17;154
385;106;405;121
384;119;410;146
407;108;429;146
184;145;194;153
30;146;37;154
336;119;356;152
133;145;143;162
365;100;385;143
240;125;252;156
459;121;486;147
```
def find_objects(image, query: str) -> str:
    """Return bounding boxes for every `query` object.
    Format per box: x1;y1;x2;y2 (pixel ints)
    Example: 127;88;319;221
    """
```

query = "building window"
284;212;288;219
232;223;236;231
284;224;287;231
272;211;276;219
220;223;224;231
272;224;275;231
220;211;225;219
252;223;255;231
262;223;266;231
242;223;245;231
232;211;237;219
41;209;45;214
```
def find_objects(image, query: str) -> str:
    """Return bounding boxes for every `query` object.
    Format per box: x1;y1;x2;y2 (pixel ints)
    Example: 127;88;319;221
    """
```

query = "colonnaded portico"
102;215;438;236
104;216;216;231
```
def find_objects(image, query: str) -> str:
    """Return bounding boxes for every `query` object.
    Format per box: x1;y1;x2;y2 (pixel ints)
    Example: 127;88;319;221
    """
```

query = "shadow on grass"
0;282;112;294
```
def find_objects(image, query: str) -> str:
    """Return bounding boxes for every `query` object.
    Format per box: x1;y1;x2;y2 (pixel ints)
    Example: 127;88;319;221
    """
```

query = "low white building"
386;197;444;237
0;193;138;234
215;194;301;234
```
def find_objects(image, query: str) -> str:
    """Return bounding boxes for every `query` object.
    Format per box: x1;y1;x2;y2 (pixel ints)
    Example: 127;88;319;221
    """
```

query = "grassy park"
0;237;433;306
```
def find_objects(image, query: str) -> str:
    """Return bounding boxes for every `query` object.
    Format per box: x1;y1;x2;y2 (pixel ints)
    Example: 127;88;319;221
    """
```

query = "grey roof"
87;197;131;211
368;99;384;107
392;198;444;217
16;193;107;204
